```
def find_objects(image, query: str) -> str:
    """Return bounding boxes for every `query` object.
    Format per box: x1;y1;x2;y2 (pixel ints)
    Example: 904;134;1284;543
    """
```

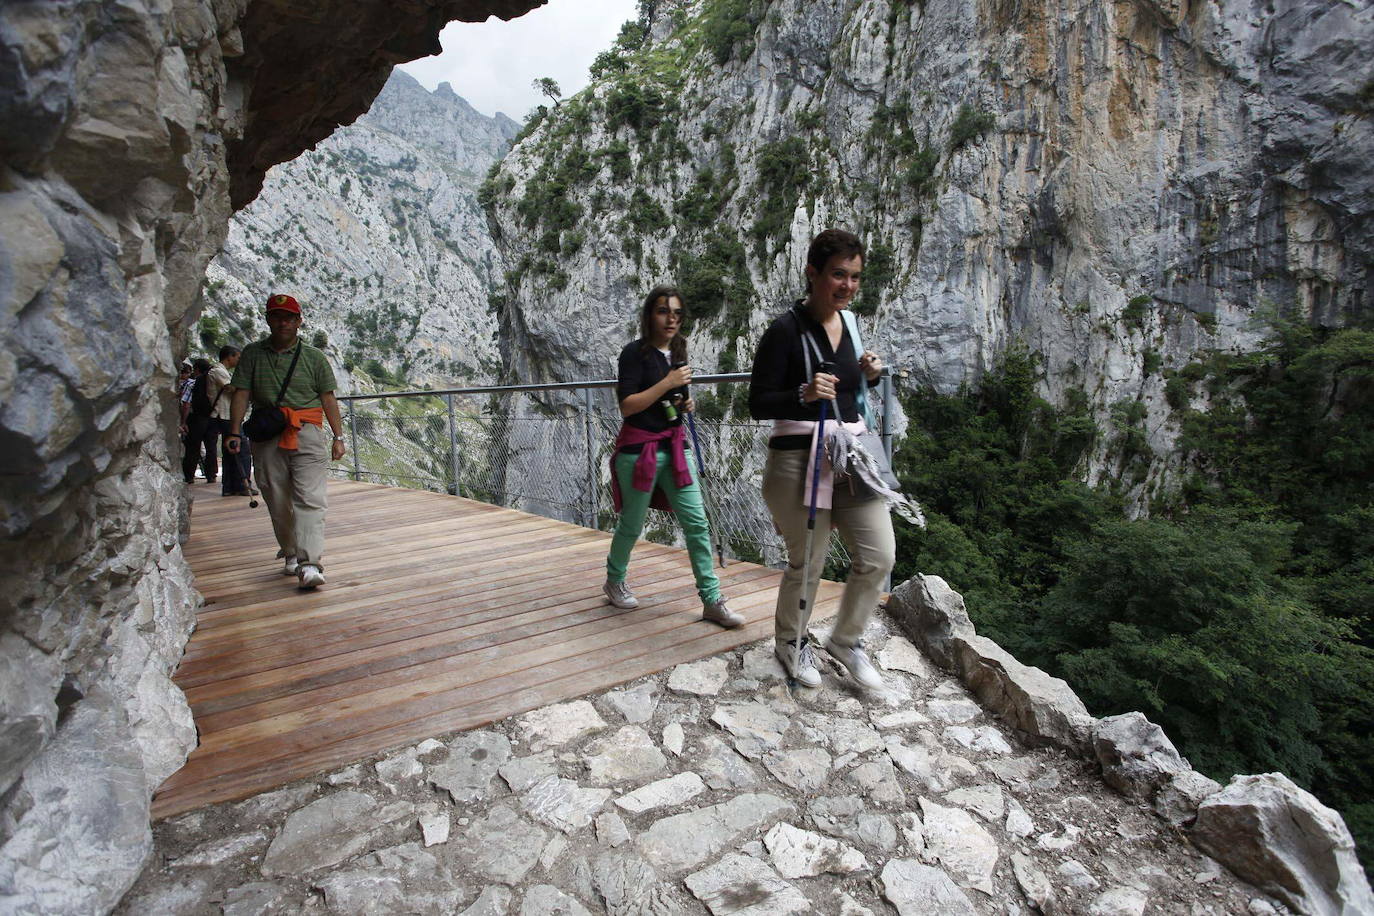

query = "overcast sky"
397;1;641;121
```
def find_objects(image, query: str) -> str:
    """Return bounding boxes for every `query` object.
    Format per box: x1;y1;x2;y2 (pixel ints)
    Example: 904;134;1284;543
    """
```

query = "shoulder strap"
838;310;879;429
840;309;864;355
273;344;303;406
789;306;825;380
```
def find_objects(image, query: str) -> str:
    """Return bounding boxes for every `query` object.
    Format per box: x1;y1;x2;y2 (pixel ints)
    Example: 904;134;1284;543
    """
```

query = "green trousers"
606;449;721;603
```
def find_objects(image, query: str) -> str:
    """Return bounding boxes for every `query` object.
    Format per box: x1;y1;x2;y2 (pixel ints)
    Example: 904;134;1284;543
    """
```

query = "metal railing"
333;372;895;571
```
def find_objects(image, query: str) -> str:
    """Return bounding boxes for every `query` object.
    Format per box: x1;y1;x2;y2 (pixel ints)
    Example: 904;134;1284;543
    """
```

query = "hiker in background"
748;228;897;690
212;345;254;497
226;294;346;590
175;358;193;397
604;285;743;629
180;358;219;484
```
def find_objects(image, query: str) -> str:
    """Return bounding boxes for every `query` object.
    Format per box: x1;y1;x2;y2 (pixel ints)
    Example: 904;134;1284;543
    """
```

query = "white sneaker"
824;638;884;689
282;555;299;576
603;579;639;609
297;564;325;589
775;637;821;688
701;597;744;628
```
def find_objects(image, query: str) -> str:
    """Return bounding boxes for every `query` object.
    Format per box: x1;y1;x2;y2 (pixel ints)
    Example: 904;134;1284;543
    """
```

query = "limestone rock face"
202;70;520;388
1092;711;1221;827
485;0;1373;499
0;690;153;914
1191;773;1374;916
0;0;541;910
887;575;1093;751
225;0;544;209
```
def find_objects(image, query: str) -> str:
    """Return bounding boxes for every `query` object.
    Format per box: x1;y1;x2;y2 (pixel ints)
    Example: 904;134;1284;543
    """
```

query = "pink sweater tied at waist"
772;417;867;510
610;423;693;513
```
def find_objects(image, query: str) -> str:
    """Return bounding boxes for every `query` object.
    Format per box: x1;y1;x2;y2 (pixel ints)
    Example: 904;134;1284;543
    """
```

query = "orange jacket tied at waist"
278;406;324;450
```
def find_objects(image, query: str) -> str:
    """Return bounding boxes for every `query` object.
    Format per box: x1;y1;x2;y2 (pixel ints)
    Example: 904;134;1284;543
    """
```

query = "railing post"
881;368;895;594
583;387;597;529
880;367;894;464
446;394;460;496
347;399;361;481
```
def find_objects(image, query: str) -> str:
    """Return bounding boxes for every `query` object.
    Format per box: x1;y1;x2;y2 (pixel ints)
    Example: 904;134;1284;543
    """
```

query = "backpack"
189;372;213;418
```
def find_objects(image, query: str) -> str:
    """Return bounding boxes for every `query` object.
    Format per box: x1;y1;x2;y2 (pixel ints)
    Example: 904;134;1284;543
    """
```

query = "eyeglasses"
654;307;685;319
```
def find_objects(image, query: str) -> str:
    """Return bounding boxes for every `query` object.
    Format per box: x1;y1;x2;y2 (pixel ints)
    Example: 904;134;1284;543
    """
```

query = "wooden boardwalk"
152;479;842;819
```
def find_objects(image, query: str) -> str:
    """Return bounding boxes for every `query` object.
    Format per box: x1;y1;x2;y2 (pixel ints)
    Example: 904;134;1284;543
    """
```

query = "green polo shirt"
230;338;337;409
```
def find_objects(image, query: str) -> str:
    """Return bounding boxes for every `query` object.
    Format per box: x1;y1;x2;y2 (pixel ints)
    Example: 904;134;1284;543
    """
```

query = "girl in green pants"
604;285;742;628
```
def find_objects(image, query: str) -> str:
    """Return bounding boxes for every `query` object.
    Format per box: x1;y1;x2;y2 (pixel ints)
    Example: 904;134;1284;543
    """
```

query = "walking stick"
792;361;835;685
684;408;727;568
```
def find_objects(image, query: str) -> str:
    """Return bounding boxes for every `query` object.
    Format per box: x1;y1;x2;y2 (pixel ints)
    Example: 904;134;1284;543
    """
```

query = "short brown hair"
805;228;864;291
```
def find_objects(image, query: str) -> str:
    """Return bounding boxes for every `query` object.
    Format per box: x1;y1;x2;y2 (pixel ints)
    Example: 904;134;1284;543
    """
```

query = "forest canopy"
892;319;1374;870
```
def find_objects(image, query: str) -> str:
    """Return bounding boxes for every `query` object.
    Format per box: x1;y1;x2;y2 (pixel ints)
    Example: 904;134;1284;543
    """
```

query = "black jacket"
617;339;688;433
748;302;876;424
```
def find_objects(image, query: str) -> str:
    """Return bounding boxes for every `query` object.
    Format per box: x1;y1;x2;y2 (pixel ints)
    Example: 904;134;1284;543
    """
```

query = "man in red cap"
225;294;346;589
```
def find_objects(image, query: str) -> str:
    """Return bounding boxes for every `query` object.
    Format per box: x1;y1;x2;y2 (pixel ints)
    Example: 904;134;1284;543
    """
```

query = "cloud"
397;2;640;121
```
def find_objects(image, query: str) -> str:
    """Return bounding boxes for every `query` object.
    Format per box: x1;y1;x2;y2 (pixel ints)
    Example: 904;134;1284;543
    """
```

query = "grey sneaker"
823;637;884;689
282;555;299;576
702;597;744;628
775;637;821;687
603;579;639;609
297;564;325;589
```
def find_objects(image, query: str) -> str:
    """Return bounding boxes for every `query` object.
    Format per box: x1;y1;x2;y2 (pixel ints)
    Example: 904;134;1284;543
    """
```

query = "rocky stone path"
119;613;1279;915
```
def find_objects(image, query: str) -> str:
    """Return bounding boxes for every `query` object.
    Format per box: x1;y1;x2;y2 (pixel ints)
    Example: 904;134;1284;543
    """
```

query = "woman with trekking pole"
603;284;743;629
749;228;919;689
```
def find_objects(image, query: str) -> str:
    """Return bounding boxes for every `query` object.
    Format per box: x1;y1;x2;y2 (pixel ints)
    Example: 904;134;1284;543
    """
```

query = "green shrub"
675;231;751;325
702;0;759;64
751;137;810;254
627;189;670;234
606;78;668;135
1123;294;1151;330
855;242;896;316
197;315;223;351
904;144;939;197
601;140;632;181
1164;374;1191;410
1142;348;1162;376
948;104;995;151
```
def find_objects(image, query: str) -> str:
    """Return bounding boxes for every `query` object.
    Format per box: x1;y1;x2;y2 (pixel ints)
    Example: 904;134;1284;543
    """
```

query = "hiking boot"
775;637;821;687
298;564;325;589
282;555;299;576
702;597;744;628
603;579;639;609
824;637;884;689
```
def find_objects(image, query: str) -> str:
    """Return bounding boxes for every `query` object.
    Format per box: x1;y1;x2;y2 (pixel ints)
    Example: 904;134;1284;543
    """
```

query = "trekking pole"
684;407;727;568
792;360;835;686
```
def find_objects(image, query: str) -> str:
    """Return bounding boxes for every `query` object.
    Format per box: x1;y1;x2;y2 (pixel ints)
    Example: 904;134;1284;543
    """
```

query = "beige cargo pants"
762;448;896;647
252;422;330;568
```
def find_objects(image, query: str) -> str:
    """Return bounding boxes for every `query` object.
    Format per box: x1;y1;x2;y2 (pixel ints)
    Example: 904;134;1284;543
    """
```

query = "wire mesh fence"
334;375;891;571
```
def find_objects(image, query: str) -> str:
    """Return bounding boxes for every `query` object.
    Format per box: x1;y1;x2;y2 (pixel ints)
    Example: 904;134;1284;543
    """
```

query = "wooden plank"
177;548;700;679
154;479;844;819
186;565;785;724
152;585;813;815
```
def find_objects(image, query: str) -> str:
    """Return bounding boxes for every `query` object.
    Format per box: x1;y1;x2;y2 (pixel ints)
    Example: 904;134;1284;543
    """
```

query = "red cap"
265;293;301;315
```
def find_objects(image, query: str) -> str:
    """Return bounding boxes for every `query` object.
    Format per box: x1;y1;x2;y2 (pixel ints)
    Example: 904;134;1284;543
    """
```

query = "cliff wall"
201;70;519;388
486;0;1372;496
0;1;541;911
